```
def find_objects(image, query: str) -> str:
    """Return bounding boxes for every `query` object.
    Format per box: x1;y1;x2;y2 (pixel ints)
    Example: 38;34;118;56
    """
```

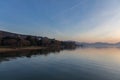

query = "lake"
0;48;120;80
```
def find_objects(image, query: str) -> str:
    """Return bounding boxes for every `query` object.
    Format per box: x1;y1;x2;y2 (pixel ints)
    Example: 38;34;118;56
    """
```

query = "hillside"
0;30;76;49
0;30;39;38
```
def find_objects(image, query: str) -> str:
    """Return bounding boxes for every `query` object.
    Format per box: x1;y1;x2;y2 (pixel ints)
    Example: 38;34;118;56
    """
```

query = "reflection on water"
0;48;62;63
0;48;120;80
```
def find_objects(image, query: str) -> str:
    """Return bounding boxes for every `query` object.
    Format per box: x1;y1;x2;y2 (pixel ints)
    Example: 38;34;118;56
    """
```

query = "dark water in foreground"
0;48;120;80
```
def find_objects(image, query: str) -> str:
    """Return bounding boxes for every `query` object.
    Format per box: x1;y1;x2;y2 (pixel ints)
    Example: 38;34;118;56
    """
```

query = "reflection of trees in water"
0;49;61;63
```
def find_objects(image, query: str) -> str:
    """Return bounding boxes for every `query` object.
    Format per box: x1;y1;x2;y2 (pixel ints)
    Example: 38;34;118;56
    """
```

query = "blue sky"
0;0;120;43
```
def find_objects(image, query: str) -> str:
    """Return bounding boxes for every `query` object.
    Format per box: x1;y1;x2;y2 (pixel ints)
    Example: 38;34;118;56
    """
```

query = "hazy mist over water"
0;48;120;80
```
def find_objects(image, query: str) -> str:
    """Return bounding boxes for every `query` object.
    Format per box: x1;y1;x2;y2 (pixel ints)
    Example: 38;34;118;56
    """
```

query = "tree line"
0;35;76;49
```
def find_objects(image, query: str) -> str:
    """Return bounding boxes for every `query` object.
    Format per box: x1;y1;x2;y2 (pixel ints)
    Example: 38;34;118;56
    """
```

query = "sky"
0;0;120;43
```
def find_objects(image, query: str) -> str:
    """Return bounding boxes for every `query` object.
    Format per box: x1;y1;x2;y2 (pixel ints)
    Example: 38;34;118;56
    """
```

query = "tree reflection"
0;48;76;63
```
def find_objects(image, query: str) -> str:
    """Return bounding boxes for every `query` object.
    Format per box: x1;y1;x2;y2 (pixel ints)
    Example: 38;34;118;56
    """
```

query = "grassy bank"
0;46;46;52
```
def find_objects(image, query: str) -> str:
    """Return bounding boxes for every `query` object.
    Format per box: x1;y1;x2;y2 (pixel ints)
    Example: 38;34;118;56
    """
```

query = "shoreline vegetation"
0;30;77;52
0;46;46;52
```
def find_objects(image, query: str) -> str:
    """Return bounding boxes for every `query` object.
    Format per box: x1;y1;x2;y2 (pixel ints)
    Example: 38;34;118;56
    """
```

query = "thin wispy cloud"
51;0;87;20
73;1;120;43
0;0;120;42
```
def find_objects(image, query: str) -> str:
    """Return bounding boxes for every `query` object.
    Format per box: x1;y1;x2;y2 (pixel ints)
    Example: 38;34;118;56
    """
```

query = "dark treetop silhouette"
0;30;76;49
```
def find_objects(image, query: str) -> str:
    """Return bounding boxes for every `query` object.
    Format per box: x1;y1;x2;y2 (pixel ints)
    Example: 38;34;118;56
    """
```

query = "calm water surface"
0;48;120;80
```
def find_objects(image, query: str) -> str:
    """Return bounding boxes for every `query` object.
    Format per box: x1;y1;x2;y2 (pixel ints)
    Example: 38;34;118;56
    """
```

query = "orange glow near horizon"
69;36;120;43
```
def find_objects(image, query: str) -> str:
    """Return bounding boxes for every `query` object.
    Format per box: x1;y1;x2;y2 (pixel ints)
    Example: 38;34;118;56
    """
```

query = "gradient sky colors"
0;0;120;43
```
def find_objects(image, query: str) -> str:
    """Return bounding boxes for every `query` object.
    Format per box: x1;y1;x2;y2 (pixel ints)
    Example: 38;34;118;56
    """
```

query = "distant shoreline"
0;46;46;52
